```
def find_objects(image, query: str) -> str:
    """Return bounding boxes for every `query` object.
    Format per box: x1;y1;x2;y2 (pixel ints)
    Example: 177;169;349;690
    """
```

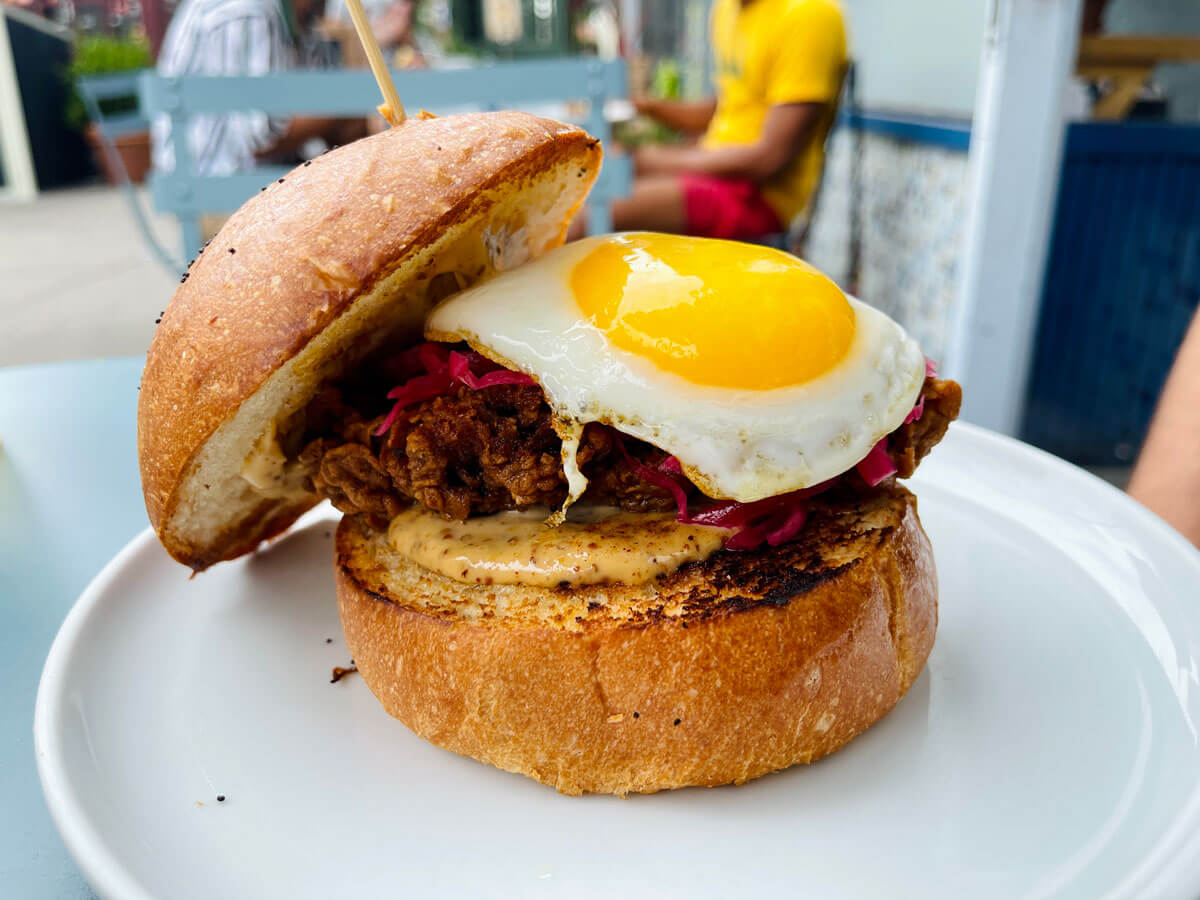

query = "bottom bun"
334;484;937;795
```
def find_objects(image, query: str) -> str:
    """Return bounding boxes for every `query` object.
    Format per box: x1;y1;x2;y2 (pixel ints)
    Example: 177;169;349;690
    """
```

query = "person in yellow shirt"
570;0;846;240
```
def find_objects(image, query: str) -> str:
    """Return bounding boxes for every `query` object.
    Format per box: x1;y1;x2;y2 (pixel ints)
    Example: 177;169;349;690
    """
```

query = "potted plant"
64;32;153;184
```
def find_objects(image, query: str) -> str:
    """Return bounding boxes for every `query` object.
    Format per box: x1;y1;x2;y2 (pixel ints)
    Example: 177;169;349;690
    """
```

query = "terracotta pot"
85;124;152;185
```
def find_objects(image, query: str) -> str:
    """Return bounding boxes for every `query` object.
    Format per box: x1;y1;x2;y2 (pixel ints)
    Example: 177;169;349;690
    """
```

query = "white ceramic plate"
35;424;1200;900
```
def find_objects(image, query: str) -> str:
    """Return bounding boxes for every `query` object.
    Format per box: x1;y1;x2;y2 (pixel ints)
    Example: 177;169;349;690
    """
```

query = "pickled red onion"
612;434;824;551
613;437;691;515
373;372;453;435
855;438;897;486
374;342;535;436
904;395;926;424
448;351;536;390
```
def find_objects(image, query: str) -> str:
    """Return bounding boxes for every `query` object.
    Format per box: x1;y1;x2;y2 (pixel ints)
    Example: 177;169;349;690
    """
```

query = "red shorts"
679;175;783;240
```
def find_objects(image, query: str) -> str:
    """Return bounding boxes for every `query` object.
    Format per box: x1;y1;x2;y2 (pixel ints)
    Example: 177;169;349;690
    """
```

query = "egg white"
426;235;926;502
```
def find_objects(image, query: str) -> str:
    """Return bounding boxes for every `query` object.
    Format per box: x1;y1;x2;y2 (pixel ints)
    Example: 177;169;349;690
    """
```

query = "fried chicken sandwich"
138;112;960;795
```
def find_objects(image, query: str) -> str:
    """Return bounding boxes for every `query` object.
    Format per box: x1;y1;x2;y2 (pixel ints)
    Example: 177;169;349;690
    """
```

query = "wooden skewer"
344;0;406;126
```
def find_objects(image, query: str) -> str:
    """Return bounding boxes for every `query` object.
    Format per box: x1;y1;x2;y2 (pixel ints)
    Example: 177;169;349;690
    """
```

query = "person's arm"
633;97;718;136
632;102;823;183
247;7;368;162
1128;311;1200;546
634;0;843;184
254;117;368;161
372;0;416;50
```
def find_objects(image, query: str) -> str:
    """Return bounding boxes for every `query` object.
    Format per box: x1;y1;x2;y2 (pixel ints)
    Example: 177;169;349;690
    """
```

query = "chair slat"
136;59;630;262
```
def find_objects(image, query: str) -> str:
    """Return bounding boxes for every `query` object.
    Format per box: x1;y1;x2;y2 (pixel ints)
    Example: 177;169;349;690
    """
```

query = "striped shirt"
153;0;308;175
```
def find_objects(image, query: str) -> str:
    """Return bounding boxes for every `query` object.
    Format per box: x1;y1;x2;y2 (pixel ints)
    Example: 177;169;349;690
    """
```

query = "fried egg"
426;232;925;503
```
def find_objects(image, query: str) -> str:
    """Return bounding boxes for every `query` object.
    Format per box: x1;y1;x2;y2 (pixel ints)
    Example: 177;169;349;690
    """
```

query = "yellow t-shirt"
704;0;847;225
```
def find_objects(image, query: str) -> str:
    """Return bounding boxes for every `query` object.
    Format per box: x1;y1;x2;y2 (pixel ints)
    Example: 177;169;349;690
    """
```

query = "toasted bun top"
138;112;601;570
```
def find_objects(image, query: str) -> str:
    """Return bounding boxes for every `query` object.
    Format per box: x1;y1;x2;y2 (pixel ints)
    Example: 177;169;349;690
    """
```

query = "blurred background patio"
1;0;1198;481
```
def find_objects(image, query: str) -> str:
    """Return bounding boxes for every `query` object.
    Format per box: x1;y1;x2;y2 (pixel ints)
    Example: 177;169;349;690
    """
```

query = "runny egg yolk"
571;233;855;391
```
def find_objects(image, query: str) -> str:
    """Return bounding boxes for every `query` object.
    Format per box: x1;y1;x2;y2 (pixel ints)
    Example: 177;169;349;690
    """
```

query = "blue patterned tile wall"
804;126;970;363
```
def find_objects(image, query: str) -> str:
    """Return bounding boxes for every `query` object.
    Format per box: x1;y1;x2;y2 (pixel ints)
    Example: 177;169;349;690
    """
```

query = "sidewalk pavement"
0;185;180;368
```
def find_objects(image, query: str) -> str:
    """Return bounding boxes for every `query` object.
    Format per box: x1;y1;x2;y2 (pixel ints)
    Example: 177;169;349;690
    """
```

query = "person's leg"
567;175;688;240
612;175;689;231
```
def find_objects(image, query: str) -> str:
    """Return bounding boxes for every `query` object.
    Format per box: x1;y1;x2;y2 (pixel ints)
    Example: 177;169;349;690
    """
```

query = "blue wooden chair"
137;59;631;269
78;72;184;273
78;71;149;140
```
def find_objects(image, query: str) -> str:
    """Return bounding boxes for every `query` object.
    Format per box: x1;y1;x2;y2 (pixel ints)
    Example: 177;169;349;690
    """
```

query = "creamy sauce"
239;422;311;500
387;505;729;587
